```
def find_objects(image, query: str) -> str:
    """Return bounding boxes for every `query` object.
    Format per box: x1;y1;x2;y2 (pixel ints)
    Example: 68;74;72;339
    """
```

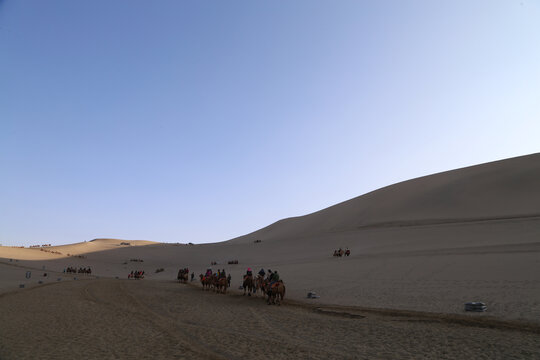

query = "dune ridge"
228;153;540;244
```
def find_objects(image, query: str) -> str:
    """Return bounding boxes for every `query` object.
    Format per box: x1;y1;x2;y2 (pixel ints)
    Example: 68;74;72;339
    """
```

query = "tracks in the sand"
2;278;540;360
82;280;228;360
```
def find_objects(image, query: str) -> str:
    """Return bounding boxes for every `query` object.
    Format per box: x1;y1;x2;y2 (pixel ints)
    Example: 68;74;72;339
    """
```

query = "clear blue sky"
1;1;539;246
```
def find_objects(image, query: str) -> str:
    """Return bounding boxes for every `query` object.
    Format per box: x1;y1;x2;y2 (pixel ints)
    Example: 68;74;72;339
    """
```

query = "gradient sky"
1;1;539;246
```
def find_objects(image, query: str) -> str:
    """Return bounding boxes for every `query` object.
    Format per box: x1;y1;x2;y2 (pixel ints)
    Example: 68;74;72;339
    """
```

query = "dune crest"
229;153;540;243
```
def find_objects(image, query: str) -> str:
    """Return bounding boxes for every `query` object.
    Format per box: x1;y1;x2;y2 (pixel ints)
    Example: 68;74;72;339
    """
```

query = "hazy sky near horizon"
1;1;539;246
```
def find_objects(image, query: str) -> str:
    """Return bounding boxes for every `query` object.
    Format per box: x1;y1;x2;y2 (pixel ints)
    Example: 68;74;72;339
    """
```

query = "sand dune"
230;153;540;243
1;154;540;358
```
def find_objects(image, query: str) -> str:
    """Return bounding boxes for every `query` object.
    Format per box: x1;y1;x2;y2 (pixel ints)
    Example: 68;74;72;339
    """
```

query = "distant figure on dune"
333;248;345;257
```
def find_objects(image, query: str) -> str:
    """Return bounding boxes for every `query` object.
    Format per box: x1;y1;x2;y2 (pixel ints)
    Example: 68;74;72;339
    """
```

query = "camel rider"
220;269;226;279
206;268;212;277
258;268;265;277
268;270;280;288
246;268;253;277
266;269;273;281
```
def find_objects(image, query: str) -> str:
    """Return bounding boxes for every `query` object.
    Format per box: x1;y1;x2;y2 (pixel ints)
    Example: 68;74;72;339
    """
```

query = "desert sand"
1;154;540;359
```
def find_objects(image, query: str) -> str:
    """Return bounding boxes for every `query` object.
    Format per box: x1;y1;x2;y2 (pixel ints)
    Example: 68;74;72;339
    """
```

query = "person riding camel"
205;268;212;277
266;269;273;281
258;268;265;277
220;269;226;279
268;270;280;289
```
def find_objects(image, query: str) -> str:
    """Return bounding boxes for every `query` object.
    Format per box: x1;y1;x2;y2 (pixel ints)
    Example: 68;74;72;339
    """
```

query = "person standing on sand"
191;272;194;281
227;274;231;287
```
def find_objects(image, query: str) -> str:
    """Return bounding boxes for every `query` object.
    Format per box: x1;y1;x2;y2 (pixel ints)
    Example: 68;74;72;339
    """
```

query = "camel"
243;275;254;296
177;269;188;283
199;274;211;290
215;277;228;294
266;280;286;305
254;275;265;296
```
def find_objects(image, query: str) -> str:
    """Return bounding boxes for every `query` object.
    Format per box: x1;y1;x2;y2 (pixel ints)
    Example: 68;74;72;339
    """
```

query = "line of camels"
178;269;285;305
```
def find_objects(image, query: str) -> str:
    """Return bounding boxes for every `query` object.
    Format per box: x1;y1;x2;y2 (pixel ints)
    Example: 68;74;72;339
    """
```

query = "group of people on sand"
333;248;350;257
242;267;285;305
198;268;231;294
128;270;145;279
182;265;285;304
64;266;92;274
177;268;190;283
204;268;231;286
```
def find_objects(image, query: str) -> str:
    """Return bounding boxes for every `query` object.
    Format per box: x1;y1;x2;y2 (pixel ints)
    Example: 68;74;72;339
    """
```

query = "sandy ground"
0;279;539;360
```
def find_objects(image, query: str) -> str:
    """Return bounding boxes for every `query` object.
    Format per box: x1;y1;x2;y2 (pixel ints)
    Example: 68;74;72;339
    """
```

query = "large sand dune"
230;153;540;243
1;154;539;358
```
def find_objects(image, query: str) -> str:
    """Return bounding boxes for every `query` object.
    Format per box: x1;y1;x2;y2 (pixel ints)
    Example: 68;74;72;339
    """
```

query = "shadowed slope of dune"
229;153;540;244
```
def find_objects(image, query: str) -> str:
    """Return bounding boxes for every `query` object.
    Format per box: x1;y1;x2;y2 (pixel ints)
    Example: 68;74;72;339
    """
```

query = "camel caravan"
199;268;230;294
175;266;284;305
64;266;92;274
128;270;144;279
333;247;351;257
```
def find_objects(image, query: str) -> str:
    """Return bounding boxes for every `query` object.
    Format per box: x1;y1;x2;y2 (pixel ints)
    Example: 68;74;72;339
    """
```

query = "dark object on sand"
19;284;25;288
307;291;320;299
465;302;487;312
